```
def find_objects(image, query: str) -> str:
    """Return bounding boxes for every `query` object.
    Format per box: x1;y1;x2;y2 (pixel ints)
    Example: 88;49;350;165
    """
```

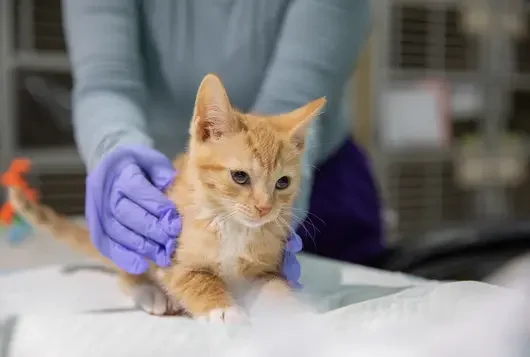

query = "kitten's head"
187;74;325;228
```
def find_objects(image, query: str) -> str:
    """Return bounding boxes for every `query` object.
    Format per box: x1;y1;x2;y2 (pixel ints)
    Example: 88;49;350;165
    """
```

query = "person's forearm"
63;0;152;172
73;91;153;172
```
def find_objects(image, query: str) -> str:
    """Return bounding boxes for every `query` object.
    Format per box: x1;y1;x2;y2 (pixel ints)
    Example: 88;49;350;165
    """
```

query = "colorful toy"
0;158;38;245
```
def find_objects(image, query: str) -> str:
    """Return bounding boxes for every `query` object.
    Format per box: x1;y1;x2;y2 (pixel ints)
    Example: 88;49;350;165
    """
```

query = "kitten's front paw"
196;306;247;324
130;284;184;316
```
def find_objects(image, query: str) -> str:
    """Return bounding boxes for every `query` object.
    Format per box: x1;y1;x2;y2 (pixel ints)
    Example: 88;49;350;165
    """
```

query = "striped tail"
7;187;112;266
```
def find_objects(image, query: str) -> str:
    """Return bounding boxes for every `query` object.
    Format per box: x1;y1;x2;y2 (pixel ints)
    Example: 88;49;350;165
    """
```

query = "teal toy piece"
1;215;32;245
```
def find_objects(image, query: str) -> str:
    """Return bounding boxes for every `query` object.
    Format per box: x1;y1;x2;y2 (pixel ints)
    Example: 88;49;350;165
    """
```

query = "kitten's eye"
275;176;290;190
231;170;250;185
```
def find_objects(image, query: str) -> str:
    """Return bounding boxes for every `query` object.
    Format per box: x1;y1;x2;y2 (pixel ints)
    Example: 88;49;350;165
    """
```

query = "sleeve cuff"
87;130;153;172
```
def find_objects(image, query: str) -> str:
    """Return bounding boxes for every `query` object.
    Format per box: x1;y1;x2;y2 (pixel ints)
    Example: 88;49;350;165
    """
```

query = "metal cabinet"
371;0;530;241
0;0;84;215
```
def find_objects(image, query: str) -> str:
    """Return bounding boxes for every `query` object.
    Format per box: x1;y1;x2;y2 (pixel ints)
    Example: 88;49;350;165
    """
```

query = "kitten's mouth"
237;216;273;229
242;220;266;228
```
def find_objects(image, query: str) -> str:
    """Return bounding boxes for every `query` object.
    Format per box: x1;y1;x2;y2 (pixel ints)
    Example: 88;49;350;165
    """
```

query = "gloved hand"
85;145;180;274
284;233;303;288
85;145;303;284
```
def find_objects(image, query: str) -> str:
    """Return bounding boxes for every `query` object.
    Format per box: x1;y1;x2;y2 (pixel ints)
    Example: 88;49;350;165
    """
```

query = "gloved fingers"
126;145;177;190
149;165;177;191
286;231;303;253
112;193;181;246
282;250;302;287
85;206;149;275
108;241;149;275
105;219;170;267
114;164;177;218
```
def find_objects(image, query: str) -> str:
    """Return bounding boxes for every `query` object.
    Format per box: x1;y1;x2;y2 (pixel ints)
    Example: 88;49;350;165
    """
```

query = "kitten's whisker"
275;216;296;239
281;208;318;248
216;210;238;225
280;216;294;230
300;217;321;242
294;220;317;248
292;217;323;239
280;205;323;227
276;215;311;247
291;210;322;236
290;208;325;225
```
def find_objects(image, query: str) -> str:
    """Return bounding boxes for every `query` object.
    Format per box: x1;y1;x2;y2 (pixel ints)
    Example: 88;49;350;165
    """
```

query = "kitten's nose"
256;205;272;217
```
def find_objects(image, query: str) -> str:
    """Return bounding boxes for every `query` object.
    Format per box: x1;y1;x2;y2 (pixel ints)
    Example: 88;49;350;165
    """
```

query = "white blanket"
0;255;527;357
0;254;431;315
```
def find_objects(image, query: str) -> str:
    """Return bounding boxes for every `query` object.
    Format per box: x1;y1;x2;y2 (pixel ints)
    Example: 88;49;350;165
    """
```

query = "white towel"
1;254;527;357
1;281;527;357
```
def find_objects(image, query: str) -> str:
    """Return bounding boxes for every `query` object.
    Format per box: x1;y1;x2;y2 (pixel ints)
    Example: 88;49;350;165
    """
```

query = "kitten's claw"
130;284;183;316
196;307;247;324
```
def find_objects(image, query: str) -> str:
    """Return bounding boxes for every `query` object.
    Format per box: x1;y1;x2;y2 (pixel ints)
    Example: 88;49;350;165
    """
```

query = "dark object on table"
372;221;530;281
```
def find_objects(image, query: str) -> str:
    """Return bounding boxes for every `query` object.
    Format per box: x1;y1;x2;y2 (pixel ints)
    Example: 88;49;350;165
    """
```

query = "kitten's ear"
272;97;326;149
191;73;241;142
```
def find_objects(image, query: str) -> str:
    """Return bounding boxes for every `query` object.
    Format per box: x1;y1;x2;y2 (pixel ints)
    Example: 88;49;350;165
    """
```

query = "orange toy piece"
0;158;38;225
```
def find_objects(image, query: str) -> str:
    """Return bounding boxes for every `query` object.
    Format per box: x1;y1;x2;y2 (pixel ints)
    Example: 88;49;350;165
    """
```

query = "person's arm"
251;0;371;220
63;0;153;172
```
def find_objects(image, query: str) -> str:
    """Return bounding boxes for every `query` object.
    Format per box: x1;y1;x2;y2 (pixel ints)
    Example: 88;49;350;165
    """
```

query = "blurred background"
1;0;530;281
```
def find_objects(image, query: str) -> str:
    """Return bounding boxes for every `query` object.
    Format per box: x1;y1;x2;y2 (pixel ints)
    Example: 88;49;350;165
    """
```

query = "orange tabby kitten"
8;73;325;323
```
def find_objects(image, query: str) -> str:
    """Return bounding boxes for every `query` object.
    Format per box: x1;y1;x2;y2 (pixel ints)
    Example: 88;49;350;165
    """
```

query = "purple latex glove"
85;145;180;274
86;145;303;284
284;233;303;288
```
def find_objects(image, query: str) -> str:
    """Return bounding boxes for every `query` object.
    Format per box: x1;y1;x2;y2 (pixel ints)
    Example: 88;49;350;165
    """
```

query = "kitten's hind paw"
196;306;248;324
130;284;184;316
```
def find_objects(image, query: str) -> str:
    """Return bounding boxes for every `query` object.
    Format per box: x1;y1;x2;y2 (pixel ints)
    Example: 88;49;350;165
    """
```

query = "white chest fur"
215;219;253;279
